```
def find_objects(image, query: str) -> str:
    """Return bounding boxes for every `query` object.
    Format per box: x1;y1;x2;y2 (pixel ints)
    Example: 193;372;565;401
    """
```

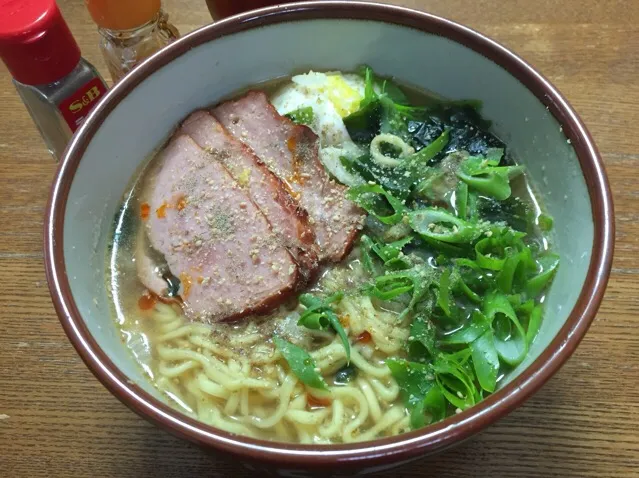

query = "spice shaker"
85;0;179;82
0;0;108;161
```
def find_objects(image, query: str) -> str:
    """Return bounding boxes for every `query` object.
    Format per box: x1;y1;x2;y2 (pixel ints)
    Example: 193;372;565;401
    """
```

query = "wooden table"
1;1;638;476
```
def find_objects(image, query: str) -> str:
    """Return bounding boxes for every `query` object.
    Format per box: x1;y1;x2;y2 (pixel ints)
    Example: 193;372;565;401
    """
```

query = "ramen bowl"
45;1;613;474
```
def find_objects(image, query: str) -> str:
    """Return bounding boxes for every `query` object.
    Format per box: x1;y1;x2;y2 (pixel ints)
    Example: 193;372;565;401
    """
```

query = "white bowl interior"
63;19;592;401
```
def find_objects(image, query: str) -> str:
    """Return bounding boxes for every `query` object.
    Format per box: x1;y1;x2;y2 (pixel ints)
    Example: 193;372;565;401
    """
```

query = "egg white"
271;71;366;186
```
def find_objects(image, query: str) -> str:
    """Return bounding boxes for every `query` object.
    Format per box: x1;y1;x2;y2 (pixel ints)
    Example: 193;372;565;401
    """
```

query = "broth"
107;69;556;444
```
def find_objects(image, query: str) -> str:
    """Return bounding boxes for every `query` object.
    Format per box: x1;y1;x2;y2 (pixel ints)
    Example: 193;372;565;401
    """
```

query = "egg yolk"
324;75;362;117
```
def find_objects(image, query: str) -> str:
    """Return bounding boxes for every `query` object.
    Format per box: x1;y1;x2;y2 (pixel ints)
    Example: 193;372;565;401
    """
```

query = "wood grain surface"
1;1;638;476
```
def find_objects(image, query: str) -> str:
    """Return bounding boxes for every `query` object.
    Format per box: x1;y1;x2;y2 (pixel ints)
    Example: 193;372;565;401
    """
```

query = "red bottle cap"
0;0;81;85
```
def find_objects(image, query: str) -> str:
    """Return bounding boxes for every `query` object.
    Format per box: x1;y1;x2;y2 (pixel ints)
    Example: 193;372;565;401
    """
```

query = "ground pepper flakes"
156;202;168;218
286;135;306;186
179;272;193;298
355;331;372;344
137;293;156;311
286;136;297;153
140;202;150;220
307;393;332;408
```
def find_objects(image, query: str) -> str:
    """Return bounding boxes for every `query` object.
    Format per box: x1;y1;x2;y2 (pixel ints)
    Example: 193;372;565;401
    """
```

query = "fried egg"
271;71;367;185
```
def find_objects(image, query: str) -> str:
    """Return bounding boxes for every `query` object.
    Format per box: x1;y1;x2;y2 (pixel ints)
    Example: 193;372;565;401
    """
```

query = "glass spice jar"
0;0;108;161
85;0;179;82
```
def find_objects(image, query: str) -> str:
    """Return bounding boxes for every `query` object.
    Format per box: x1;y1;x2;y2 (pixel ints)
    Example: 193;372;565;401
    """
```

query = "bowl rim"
44;0;614;468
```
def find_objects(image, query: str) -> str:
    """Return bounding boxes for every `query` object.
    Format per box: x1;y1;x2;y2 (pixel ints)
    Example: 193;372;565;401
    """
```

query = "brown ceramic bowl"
45;1;614;474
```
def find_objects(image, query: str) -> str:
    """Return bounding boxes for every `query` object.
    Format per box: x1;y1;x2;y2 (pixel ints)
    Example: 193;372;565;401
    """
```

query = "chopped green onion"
456;181;469;219
365;266;434;320
409;208;483;244
470;329;500;392
537;213;554;232
441;310;490;345
437;268;452;317
273;336;328;390
404;130;450;169
526;253;559;297
285;106;314;126
484;291;528;366
347;184;406;225
526;305;544;345
298;293;350;363
457;155;525;200
386;358;445;428
432;352;479;410
407;315;438;360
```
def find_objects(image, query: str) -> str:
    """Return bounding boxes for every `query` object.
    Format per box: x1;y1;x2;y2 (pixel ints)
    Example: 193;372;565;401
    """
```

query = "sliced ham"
180;110;318;276
141;134;300;322
213;91;365;263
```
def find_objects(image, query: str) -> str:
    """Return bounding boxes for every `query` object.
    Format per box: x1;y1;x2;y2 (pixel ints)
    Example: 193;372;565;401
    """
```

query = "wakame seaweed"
476;195;532;232
408;107;505;163
338;66;558;428
343;66;507;167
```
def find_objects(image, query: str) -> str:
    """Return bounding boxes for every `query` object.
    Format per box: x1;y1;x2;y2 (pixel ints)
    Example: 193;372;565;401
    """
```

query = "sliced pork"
140;134;300;322
180;110;318;276
213;91;365;262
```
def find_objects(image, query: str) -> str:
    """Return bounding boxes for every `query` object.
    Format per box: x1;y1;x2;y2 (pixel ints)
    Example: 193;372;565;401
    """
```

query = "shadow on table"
103;376;583;478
